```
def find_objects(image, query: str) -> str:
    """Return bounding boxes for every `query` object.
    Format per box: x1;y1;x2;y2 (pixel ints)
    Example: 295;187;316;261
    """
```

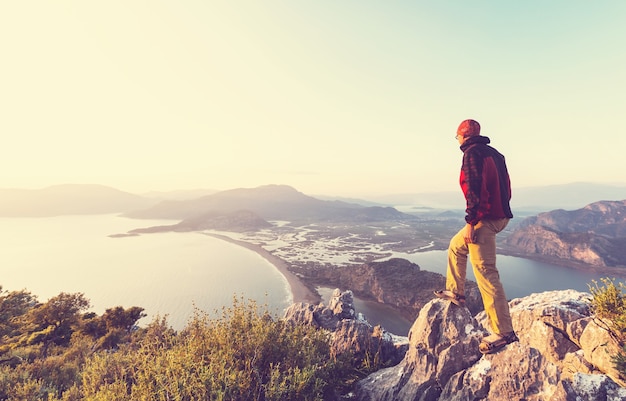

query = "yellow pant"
446;218;513;334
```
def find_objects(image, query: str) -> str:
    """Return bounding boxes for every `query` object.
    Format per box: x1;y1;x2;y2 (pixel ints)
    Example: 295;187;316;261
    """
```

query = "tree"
589;278;626;378
0;287;37;340
84;306;147;350
101;306;146;332
19;292;90;356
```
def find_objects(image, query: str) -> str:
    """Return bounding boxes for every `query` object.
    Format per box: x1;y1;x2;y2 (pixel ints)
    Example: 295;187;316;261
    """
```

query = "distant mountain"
369;182;626;213
0;184;158;217
141;188;219;201
4;182;624;221
503;200;626;268
313;195;389;208
124;184;414;223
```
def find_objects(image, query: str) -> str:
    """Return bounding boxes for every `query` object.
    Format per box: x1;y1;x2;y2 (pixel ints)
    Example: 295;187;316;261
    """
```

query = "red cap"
457;119;481;138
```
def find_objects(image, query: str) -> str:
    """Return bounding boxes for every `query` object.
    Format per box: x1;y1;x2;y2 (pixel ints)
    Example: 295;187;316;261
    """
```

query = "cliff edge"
356;289;625;400
286;289;626;400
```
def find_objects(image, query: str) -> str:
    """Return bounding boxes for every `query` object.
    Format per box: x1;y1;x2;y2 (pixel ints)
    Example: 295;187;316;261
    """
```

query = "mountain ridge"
504;199;626;268
1;182;624;218
0;184;158;217
123;184;412;223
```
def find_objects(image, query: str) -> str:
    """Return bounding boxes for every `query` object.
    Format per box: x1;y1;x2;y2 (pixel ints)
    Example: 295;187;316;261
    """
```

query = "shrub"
588;277;626;378
80;298;354;400
588;277;626;341
1;290;358;400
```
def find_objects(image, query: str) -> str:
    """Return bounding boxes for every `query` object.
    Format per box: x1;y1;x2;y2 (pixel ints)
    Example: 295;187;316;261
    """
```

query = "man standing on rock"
434;119;518;354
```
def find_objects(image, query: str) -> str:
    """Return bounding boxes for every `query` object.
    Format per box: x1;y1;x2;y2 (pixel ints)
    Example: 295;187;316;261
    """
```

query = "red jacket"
459;136;513;225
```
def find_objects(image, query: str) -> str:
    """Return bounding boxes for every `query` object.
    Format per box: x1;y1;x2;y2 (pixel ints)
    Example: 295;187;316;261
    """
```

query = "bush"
588;277;626;341
80;298;354;400
588;277;626;378
0;289;358;400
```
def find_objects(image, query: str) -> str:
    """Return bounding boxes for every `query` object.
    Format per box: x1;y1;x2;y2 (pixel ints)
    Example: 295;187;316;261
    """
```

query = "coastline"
204;233;321;305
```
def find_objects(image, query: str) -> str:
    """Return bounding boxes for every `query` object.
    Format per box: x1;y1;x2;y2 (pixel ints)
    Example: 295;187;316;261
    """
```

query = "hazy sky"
1;1;625;197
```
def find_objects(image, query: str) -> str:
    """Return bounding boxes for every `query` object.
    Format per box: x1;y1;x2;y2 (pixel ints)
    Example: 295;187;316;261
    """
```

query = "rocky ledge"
285;289;626;401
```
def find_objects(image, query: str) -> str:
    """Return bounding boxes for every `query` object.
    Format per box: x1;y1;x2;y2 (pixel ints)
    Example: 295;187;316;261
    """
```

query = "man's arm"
462;150;483;226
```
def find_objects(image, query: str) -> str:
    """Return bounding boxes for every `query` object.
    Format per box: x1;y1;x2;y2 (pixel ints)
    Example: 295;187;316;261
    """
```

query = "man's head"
456;119;481;140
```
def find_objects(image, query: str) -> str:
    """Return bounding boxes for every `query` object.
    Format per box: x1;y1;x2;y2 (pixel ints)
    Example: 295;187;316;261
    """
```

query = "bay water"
1;214;619;334
0;215;291;330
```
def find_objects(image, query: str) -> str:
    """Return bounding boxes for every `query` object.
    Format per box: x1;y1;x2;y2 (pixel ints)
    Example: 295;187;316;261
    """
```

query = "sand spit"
204;233;321;305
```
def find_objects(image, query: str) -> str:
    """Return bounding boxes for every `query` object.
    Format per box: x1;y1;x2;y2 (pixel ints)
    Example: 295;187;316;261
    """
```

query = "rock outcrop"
284;287;626;400
504;200;626;267
355;290;626;401
284;289;408;369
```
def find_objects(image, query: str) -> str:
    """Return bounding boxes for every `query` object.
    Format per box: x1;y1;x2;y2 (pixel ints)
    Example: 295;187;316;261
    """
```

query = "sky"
1;1;625;198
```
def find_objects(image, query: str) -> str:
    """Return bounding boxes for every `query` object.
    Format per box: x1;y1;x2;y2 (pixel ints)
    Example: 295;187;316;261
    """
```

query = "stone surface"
356;300;484;401
283;289;407;369
355;290;626;401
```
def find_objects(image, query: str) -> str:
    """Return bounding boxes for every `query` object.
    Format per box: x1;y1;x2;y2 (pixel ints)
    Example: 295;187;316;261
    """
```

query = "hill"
2;182;624;219
120;210;273;235
503;200;626;268
124;184;414;223
0;184;157;217
140;188;219;201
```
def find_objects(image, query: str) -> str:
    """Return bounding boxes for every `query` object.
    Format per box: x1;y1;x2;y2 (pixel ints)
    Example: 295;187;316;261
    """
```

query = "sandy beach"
204;233;321;305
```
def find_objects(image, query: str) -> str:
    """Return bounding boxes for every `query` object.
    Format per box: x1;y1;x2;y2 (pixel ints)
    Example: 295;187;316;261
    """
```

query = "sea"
0;214;291;331
0;214;618;334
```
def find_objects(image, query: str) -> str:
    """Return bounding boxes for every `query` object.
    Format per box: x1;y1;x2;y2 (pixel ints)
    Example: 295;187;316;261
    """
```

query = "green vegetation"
588;277;626;377
589;278;626;340
0;287;360;401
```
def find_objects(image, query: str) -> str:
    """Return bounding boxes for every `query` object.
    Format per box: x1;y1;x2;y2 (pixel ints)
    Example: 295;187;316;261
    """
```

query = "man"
434;119;518;354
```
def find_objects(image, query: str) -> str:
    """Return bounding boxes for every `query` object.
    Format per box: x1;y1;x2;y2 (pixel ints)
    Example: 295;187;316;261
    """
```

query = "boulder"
356;290;626;401
284;289;407;368
356;300;484;401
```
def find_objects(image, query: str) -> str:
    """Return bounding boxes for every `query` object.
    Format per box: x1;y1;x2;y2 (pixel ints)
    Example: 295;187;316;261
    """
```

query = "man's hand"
464;223;476;243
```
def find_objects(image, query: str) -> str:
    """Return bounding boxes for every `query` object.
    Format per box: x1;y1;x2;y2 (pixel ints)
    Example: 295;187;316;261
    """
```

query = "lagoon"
385;250;610;301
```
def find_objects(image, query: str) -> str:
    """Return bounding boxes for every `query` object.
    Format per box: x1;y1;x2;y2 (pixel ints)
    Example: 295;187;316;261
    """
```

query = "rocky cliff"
504;200;626;268
358;289;626;400
296;258;484;319
286;289;626;400
284;289;408;371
